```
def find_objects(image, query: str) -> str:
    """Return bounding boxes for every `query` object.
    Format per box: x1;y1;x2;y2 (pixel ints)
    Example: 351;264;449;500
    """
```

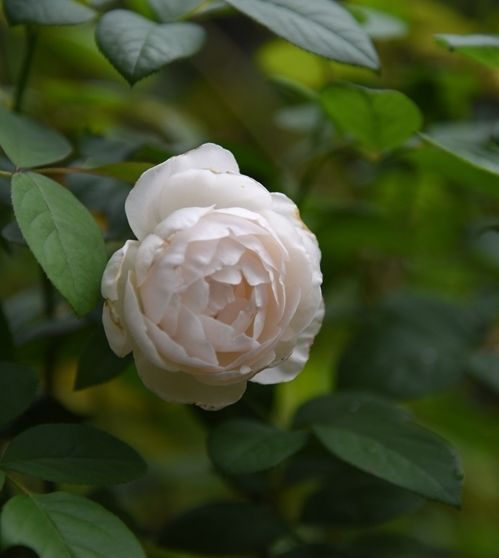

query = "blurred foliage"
1;0;499;557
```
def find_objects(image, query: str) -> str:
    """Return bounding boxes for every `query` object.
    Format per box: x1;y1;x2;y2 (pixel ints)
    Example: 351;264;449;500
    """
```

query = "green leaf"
0;423;146;484
0;362;38;427
468;350;499;394
11;172;107;316
225;0;379;69
0;106;72;169
422;121;499;178
352;6;408;40
277;544;337;558
312;408;462;506
293;392;411;430
160;501;285;554
336;292;475;399
4;0;96;26
75;327;132;390
0;492;145;558
208;419;308;475
435;34;499;69
0;471;5;492
302;472;424;527
150;0;202;21
321;83;422;151
96;10;206;84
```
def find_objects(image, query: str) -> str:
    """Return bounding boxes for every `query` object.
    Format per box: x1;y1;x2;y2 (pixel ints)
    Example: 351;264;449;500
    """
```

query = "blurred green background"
2;0;499;556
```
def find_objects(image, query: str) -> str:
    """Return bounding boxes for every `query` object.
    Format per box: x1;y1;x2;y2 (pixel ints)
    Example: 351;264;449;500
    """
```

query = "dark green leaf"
96;10;206;84
435;34;499;69
150;0;202;21
293;392;411;430
0;363;38;427
321;83;422;151
0;423;146;484
161;501;285;554
208;419;308;475
225;0;379;69
277;545;339;558
0;106;71;168
302;472;424;527
0;492;145;558
4;0;96;26
0;471;5;492
313;407;462;506
75;327;132;390
0;305;14;360
11;172;107;316
336;292;475;399
468;350;499;394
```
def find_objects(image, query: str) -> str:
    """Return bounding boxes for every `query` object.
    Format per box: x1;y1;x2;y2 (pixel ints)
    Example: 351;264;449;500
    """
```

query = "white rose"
101;143;324;410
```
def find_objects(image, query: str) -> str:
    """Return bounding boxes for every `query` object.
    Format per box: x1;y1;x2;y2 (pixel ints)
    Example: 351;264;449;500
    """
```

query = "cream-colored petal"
134;352;247;410
101;240;139;301
251;299;324;385
102;302;132;357
125;144;239;240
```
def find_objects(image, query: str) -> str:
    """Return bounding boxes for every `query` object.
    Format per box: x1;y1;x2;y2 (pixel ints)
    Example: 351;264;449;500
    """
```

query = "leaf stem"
0;170;12;177
13;27;37;114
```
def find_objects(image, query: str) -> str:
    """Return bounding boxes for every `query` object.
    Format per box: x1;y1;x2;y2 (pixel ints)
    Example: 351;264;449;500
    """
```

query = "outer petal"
102;302;132;357
251;299;325;385
134;352;247;410
126;143;239;239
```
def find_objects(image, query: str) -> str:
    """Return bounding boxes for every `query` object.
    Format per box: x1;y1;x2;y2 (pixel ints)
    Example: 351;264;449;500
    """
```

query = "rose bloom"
102;143;323;410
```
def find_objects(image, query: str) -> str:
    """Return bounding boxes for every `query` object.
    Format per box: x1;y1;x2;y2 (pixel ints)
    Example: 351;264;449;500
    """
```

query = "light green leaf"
352;6;408;40
208;420;308;475
0;423;146;484
0;106;72;168
96;10;206;84
436;34;499;69
225;0;379;69
422;121;499;177
321;83;422;151
4;0;96;26
0;362;38;427
313;408;462;506
11;172;107;316
150;0;202;21
1;492;145;558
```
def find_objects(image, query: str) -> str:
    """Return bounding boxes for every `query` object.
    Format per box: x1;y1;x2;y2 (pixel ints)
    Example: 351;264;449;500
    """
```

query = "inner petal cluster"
133;208;291;379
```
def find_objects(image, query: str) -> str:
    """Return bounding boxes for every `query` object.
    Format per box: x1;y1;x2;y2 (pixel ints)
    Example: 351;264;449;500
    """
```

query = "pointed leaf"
313;408;462;506
0;362;38;427
1;492;146;558
150;0;202;21
75;327;132;390
0;423;146;484
321;83;422;151
436;34;499;69
225;0;378;69
11;172;107;315
208;419;308;475
0;106;72;168
96;10;206;84
4;0;96;26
